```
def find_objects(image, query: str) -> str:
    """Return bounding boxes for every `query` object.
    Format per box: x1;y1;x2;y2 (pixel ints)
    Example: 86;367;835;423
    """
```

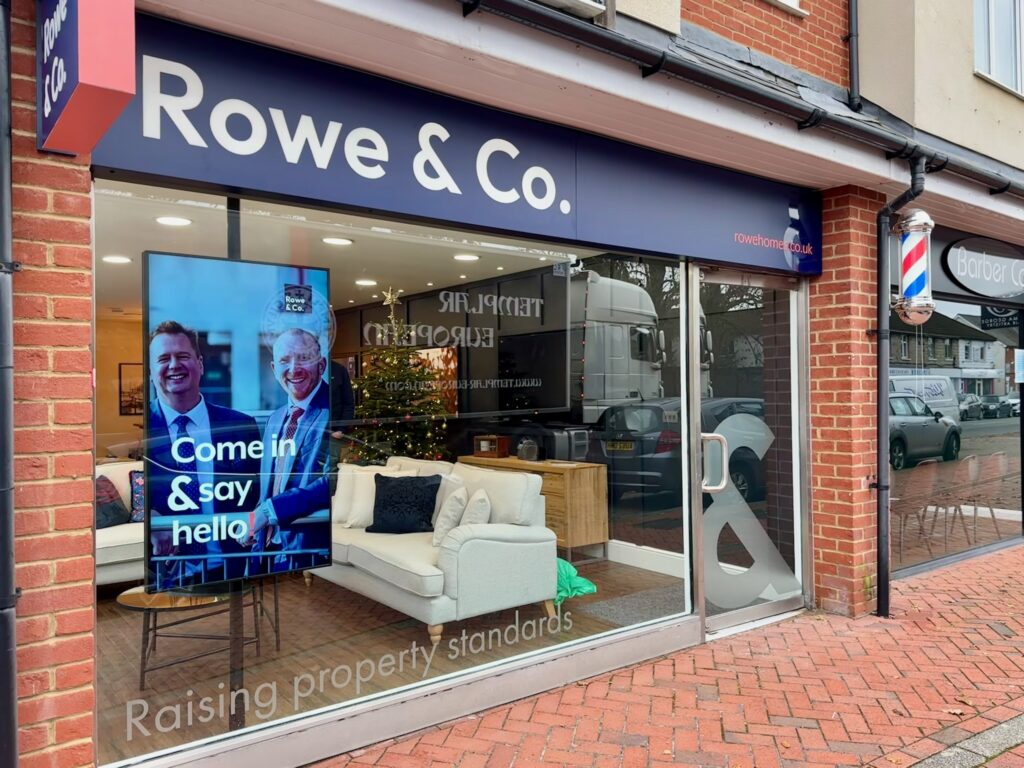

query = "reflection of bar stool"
970;452;1006;542
933;455;974;550
116;578;280;690
891;460;938;564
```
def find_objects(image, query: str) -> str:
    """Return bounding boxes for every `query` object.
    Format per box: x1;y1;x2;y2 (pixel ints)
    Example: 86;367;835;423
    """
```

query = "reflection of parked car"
958;393;982;421
700;398;767;502
889;394;960;470
981;395;1012;419
1004;391;1020;417
587;399;683;502
589;397;772;503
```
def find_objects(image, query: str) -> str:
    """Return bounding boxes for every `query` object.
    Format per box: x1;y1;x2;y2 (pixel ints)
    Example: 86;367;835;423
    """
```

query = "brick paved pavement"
312;544;1024;768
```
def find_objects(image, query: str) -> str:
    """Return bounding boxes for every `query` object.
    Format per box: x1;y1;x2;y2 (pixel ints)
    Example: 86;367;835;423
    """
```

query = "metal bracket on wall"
0;261;21;274
0;587;21;611
990;180;1013;196
462;0;482;16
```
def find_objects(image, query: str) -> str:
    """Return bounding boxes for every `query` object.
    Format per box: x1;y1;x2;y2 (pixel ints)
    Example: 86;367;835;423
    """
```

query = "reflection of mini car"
958;393;982;421
981;395;1012;419
889;394;960;470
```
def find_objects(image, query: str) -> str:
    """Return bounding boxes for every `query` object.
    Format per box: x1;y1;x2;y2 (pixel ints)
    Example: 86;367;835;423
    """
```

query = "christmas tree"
350;288;448;461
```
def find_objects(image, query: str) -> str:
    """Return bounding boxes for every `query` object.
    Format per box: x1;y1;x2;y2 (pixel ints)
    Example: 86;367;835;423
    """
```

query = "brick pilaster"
810;186;886;617
11;0;96;765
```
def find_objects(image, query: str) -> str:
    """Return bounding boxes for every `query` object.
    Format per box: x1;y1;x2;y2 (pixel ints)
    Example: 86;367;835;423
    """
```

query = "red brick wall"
11;0;97;765
683;0;849;87
810;186;884;617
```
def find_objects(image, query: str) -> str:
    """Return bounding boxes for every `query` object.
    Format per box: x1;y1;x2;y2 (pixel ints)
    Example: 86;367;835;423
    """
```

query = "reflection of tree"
701;284;766;399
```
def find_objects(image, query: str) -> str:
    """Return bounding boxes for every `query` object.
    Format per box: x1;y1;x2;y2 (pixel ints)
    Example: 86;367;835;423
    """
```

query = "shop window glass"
93;182;690;762
890;308;1022;573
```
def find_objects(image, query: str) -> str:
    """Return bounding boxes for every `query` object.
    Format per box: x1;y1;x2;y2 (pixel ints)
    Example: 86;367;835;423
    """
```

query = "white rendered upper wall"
861;0;1024;170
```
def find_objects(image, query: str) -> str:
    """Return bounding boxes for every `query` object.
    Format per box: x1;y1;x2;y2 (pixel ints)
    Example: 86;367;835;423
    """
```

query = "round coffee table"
117;585;254;690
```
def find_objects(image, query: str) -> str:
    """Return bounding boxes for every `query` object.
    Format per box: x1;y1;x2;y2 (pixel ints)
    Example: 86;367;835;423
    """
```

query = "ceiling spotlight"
496;266;505;271
539;257;547;262
156;216;192;227
453;253;479;262
427;282;434;287
101;255;132;265
459;274;467;279
355;279;377;287
372;294;379;298
398;289;405;293
322;237;354;246
347;300;355;304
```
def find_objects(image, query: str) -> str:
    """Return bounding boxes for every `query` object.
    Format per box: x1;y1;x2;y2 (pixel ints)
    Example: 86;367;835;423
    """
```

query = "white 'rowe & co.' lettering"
141;56;572;215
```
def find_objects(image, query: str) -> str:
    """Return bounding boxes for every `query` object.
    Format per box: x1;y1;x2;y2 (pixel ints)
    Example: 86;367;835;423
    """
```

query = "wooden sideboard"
456;456;609;556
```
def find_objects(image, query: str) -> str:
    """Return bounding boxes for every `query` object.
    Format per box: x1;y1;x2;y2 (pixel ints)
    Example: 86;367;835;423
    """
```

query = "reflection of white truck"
571;271;665;423
477;270;667;460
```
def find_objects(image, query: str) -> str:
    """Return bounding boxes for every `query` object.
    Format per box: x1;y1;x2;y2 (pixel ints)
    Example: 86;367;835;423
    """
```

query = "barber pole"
893;209;935;326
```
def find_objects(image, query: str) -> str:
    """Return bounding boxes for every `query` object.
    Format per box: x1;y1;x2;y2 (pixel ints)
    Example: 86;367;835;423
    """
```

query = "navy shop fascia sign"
92;15;822;274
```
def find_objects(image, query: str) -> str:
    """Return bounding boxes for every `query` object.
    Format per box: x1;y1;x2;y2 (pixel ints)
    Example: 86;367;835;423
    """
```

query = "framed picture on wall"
118;363;144;416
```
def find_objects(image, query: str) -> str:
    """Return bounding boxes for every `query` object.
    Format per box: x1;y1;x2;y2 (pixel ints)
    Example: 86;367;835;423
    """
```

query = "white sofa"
94;460;146;586
310;457;558;645
93;457;560;647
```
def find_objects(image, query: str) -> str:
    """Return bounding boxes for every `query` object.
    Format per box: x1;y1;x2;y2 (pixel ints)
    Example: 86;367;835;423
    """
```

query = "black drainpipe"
0;0;18;764
846;0;862;112
875;155;927;618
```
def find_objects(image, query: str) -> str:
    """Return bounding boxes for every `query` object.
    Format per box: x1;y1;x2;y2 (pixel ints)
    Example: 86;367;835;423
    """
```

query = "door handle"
700;432;729;493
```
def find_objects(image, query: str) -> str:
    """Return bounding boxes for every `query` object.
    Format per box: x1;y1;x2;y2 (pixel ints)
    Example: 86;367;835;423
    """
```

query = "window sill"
761;0;810;19
974;70;1024;102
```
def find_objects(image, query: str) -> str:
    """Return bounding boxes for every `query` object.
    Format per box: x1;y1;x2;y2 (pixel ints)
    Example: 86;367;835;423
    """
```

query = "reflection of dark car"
699;397;767;502
586;397;772;504
958;393;982;421
981;395;1012;419
587;399;683;502
889;394;960;470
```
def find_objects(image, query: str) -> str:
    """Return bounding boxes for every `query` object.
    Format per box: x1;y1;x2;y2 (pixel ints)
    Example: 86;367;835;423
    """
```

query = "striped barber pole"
893;209;935;326
900;230;929;300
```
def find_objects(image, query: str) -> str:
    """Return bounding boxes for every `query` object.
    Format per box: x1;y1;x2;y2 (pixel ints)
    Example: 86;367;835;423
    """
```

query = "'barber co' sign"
943;238;1024;300
93;15;823;275
36;0;134;154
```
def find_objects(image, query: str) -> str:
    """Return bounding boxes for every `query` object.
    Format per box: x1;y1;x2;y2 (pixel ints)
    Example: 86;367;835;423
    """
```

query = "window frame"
975;0;1024;97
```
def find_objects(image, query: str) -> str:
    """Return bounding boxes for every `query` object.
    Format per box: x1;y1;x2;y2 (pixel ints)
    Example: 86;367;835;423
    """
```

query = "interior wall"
96;317;144;459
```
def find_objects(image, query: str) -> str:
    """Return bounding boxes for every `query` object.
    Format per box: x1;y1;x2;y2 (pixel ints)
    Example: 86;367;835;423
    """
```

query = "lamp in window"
893;209;935;326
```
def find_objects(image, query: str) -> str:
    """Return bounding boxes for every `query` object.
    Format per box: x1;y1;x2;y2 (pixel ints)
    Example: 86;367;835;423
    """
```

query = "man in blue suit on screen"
147;320;262;589
242;328;333;574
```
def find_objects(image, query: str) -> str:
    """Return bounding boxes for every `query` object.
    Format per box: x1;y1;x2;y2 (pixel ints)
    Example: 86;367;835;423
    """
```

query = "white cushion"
96;460;143;508
459;488;491;526
432;487;468;546
346;532;443;597
385;456;455;477
95;522;144;566
450;464;542;526
333;466;415;527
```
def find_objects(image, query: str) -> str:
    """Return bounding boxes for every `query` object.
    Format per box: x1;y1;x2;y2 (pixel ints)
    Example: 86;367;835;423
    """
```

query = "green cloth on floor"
555;558;597;606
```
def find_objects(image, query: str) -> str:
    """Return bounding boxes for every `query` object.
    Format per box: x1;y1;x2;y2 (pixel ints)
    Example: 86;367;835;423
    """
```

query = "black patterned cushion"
129;470;146;523
367;474;441;534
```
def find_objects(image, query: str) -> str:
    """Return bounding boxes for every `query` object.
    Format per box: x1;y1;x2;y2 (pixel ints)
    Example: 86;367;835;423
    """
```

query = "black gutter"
875;155;927;619
845;0;862;112
460;0;1024;200
0;0;18;764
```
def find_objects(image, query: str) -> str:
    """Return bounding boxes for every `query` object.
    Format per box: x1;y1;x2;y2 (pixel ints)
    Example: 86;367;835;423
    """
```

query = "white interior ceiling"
94;180;599;319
